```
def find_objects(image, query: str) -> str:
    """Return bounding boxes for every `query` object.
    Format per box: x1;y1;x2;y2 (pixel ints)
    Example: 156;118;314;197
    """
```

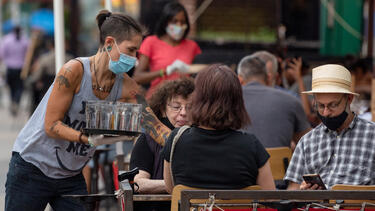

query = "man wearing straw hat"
285;64;375;190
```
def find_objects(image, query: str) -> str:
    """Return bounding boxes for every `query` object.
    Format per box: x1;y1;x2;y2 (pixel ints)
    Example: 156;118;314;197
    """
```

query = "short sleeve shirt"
139;35;201;97
242;82;311;147
284;115;375;188
161;126;269;189
130;134;164;179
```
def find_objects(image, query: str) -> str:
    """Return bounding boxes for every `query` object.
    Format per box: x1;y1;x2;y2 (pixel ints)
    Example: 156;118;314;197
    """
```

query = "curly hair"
149;77;195;119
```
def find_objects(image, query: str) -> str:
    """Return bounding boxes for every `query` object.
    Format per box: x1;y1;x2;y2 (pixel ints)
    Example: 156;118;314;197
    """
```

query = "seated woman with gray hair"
130;77;194;194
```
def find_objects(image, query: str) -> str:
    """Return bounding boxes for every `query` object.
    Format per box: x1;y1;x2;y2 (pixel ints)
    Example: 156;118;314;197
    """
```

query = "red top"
138;35;201;98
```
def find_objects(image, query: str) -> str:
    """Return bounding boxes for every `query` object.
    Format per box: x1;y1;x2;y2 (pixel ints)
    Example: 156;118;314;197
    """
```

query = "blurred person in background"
251;51;298;98
237;55;310;151
133;1;201;99
278;55;320;126
346;58;372;121
349;58;372;96
28;36;73;114
0;26;29;116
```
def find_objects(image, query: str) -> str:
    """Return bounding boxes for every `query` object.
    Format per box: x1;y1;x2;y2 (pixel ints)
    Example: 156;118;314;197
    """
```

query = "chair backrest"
266;147;292;180
171;184;261;211
331;184;375;207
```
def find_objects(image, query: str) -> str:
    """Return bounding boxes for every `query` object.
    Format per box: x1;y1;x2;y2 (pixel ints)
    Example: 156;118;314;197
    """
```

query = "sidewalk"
0;87;30;209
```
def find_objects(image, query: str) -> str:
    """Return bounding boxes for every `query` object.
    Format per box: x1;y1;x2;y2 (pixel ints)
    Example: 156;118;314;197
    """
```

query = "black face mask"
317;110;348;131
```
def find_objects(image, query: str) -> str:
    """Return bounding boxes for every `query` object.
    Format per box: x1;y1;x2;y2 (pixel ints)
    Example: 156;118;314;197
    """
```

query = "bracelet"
159;69;165;77
78;132;85;144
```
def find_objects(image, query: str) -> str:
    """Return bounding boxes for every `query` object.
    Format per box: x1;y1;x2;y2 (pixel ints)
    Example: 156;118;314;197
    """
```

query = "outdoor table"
133;194;171;201
133;194;171;211
179;190;375;211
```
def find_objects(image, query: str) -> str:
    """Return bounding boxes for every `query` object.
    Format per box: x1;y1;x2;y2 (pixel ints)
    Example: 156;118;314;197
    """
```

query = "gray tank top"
13;57;124;179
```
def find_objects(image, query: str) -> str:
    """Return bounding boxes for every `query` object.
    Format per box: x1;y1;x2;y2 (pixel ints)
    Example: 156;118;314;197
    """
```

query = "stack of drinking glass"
85;101;142;134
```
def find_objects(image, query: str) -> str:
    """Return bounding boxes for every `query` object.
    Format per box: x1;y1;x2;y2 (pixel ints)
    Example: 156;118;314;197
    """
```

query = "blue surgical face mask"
105;40;137;74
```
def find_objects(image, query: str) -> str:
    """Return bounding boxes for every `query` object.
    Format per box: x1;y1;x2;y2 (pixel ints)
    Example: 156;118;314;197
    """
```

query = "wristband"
78;132;85;144
159;69;165;77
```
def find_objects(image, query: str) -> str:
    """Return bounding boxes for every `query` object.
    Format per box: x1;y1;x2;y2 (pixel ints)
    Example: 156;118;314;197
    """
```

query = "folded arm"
134;170;167;194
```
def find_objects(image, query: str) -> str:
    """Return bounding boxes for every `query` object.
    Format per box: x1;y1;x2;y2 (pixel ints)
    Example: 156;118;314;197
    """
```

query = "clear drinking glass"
86;101;100;129
99;102;114;130
130;104;142;132
113;102;125;130
121;104;133;131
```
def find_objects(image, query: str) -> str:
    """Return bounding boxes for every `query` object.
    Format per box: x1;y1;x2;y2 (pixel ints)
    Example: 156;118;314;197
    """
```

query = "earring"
107;46;112;51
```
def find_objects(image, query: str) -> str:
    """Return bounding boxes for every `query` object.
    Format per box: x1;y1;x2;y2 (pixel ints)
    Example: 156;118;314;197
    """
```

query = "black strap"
73;58;84;72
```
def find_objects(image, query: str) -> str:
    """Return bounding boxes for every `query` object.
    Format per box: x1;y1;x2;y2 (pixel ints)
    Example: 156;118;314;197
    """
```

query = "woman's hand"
166;59;189;75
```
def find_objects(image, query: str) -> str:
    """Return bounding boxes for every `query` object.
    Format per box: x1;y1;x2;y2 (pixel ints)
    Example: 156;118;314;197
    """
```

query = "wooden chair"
266;147;292;180
171;184;261;211
331;184;375;208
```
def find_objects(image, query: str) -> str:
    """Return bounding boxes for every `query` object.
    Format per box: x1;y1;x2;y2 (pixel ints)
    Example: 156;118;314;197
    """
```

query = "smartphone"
302;174;327;190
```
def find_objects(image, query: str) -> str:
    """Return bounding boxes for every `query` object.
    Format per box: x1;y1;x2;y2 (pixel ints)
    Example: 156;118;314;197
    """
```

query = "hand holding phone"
302;174;327;190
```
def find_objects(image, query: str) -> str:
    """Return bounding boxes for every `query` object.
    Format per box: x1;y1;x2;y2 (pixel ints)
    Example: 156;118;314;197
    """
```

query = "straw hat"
302;64;359;96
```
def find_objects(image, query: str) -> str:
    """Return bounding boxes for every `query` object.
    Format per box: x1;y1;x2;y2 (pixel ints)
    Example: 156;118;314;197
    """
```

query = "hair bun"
96;10;112;31
105;11;112;19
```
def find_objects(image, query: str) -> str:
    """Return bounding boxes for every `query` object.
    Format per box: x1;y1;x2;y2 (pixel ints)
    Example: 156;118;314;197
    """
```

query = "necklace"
92;57;104;92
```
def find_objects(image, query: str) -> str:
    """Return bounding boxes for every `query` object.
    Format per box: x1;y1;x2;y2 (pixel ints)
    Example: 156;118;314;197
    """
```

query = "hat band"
312;77;351;90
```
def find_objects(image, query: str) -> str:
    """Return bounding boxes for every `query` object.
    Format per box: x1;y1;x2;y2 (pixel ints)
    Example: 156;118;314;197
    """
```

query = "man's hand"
300;181;324;190
286;57;303;81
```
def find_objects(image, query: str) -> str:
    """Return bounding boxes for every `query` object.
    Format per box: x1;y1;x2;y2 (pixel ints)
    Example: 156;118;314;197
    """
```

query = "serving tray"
82;128;142;136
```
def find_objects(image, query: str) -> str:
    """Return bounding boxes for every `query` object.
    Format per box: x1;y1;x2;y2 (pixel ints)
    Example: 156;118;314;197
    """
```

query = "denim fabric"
5;152;88;211
6;68;23;104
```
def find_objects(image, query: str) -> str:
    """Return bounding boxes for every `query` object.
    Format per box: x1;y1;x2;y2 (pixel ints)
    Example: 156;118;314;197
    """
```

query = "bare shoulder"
58;59;84;78
55;59;84;91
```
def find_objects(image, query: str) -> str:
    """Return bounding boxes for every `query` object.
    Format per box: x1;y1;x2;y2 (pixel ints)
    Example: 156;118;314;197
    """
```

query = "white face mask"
166;24;187;41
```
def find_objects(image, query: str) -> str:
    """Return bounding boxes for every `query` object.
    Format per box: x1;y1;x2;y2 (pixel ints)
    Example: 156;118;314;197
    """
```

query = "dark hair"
190;64;250;130
350;57;372;74
96;10;144;46
149;77;195;119
155;2;190;40
13;26;21;40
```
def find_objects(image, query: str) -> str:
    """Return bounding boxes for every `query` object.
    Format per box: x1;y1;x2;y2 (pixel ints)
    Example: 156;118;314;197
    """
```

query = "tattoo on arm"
56;66;72;90
50;122;59;132
49;121;70;136
135;94;171;146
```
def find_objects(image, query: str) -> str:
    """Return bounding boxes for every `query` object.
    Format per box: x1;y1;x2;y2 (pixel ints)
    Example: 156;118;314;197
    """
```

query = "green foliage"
197;27;276;43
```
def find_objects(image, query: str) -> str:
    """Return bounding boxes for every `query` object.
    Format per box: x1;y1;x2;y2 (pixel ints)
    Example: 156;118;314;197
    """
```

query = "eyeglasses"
315;95;346;112
167;103;191;113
